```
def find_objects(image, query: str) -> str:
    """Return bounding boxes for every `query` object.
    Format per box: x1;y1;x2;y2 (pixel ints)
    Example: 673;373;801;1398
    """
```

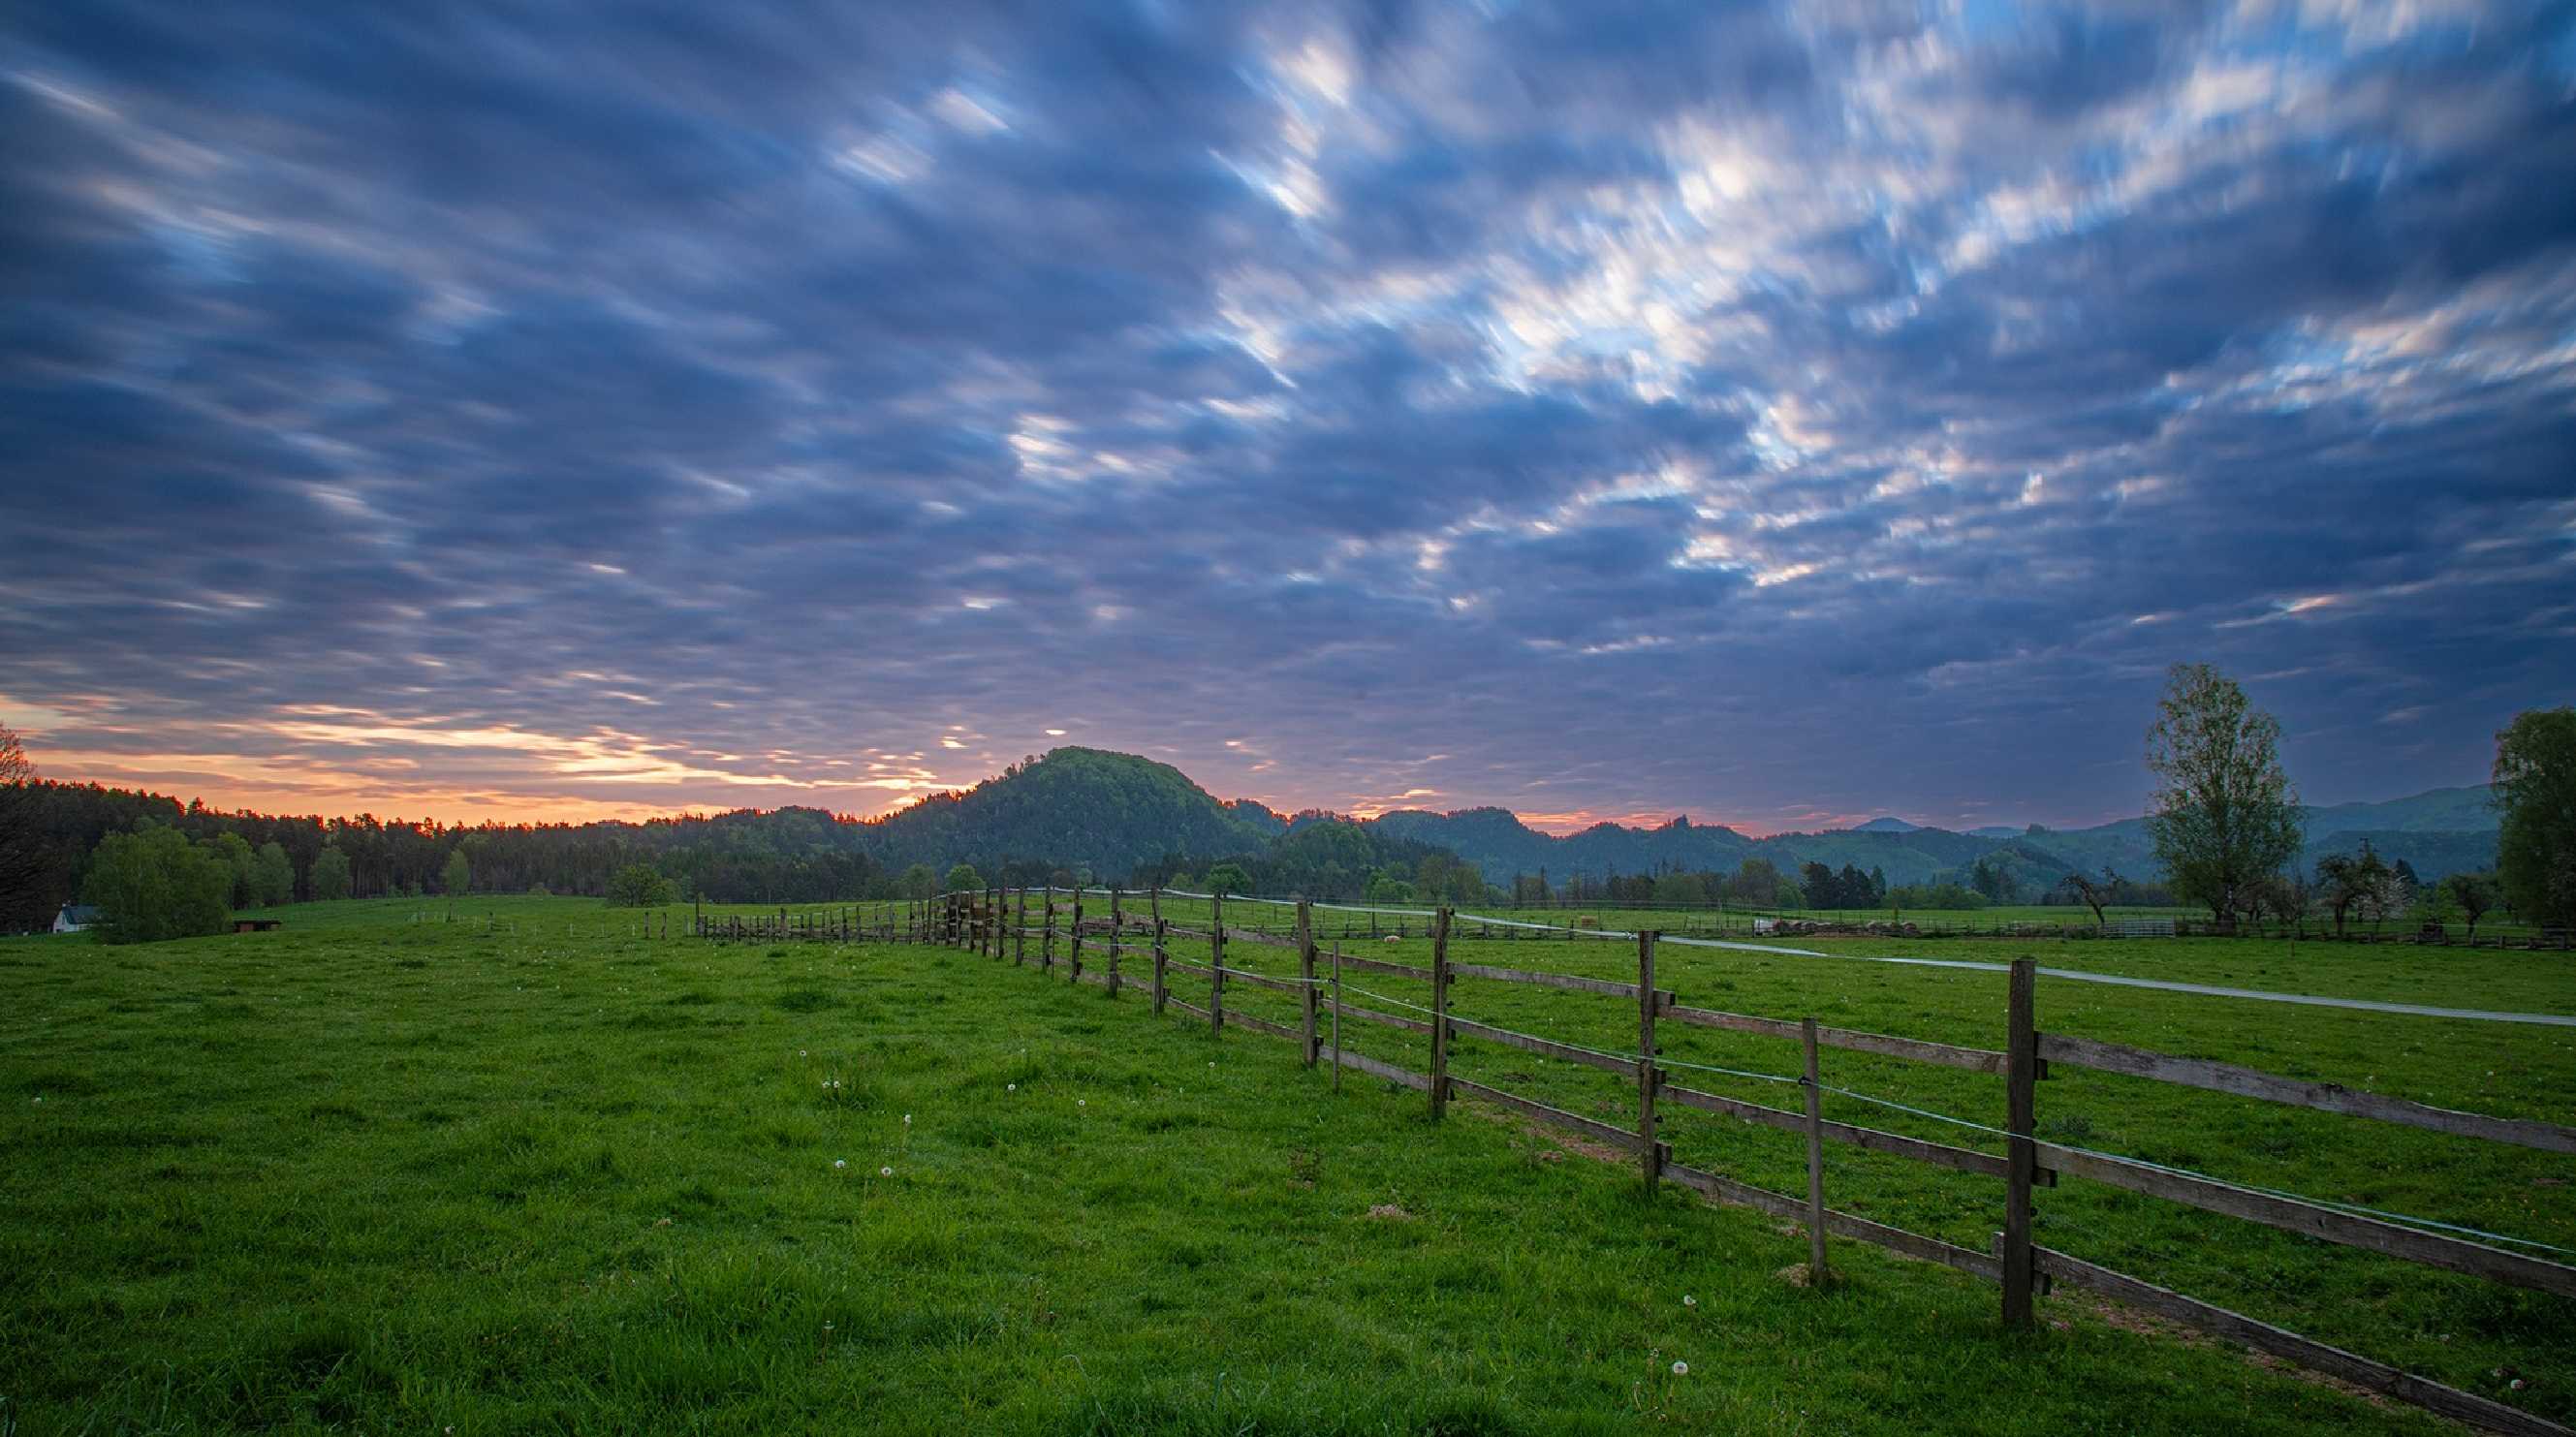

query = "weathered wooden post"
1802;1016;1830;1286
1107;890;1123;996
1069;889;1085;984
1638;928;1661;1194
1014;889;1027;964
1429;906;1453;1118
1297;898;1319;1067
1042;888;1055;972
1208;889;1226;1037
1330;939;1343;1092
2001;956;2038;1328
1150;886;1169;1016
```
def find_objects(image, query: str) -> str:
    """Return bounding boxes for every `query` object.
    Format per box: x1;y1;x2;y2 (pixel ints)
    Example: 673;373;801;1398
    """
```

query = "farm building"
53;904;100;934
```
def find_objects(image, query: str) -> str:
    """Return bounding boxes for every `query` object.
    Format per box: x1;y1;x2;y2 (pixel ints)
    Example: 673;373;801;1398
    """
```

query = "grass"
2;896;2566;1434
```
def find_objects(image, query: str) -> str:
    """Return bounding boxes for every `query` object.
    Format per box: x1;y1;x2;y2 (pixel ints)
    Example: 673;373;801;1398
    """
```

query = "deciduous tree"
82;825;231;943
2493;707;2576;931
2145;663;2304;929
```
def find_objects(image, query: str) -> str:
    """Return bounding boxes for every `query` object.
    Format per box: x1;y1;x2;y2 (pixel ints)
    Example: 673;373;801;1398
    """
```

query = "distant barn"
53;904;100;934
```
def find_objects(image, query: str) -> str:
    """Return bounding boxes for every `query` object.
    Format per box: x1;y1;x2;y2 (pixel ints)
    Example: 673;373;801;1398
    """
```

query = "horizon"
5;3;2569;840
0;736;2494;842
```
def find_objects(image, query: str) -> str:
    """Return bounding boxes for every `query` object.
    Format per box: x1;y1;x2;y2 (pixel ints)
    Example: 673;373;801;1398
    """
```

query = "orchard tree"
2314;847;2389;938
2442;872;2498;942
1204;861;1253;896
2493;707;2576;931
606;862;674;908
2058;868;2116;926
82;825;231;943
2145;663;2305;930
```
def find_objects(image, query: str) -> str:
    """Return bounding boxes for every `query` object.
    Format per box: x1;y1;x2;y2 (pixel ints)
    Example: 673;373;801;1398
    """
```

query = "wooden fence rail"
692;888;2572;1437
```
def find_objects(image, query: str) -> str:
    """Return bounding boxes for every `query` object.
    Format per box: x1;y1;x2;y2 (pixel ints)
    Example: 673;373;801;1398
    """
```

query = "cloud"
2;0;2571;833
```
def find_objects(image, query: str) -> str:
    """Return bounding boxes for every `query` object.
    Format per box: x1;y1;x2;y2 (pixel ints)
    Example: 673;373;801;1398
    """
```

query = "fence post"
2002;956;2038;1329
1802;1016;1830;1287
1298;898;1319;1067
1070;889;1085;985
1638;928;1661;1193
1150;886;1168;1016
1330;939;1343;1092
1041;889;1055;971
1429;906;1453;1119
1014;889;1026;964
1209;889;1226;1037
1108;890;1123;997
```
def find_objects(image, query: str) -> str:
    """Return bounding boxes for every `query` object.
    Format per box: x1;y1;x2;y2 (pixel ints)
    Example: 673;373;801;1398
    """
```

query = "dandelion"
1007;1082;1017;1092
833;1159;847;1170
902;1113;912;1125
880;1166;894;1177
1671;1360;1688;1377
1077;1099;1086;1108
1682;1296;1696;1307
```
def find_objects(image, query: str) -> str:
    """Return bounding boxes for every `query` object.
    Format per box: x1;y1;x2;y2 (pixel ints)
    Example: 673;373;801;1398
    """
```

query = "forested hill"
0;748;1452;926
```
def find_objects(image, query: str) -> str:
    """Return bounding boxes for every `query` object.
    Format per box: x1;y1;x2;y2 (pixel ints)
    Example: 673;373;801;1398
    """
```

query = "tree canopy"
81;825;231;944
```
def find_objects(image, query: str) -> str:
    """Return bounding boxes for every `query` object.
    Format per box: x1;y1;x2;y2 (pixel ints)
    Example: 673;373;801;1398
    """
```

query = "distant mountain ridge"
1360;785;2499;890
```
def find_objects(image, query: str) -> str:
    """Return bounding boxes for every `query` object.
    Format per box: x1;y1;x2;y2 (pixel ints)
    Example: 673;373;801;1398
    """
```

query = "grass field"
4;895;2569;1434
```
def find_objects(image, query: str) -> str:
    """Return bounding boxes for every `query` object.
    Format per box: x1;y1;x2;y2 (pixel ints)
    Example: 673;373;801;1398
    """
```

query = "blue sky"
3;0;2571;833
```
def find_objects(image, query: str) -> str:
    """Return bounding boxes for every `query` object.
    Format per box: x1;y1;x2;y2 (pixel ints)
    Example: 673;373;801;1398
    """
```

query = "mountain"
1965;826;2023;839
1854;817;1920;832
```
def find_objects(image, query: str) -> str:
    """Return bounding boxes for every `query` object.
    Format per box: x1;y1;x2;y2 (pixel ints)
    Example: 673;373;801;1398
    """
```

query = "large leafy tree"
82;825;232;943
251;841;297;907
310;846;354;901
605;862;674;908
441;848;472;897
2145;663;2305;928
2493;707;2576;930
943;863;983;894
0;723;44;928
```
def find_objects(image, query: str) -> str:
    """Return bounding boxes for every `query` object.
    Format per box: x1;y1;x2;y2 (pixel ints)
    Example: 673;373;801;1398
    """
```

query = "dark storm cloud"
2;0;2571;830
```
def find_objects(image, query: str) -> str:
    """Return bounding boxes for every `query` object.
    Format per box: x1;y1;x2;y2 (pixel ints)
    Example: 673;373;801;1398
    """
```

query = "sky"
3;1;2573;837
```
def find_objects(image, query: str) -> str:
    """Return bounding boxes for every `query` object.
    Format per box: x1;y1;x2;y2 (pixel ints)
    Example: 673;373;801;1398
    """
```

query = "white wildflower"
832;1159;846;1170
879;1166;894;1177
1682;1296;1696;1307
1672;1360;1688;1377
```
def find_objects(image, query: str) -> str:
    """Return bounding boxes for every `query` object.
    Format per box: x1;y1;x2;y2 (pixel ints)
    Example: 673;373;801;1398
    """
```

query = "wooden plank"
2037;1033;2576;1155
1663;1004;2009;1075
1166;996;1210;1022
1658;1084;2014;1179
1336;953;1435;982
1660;1163;2004;1282
1332;1047;1429;1092
2032;1246;2570;1437
1448;1077;1655;1153
1221;924;1302;951
1224;1009;1300;1041
2032;1140;2576;1297
1444;1015;1632;1076
1448;960;1675;1007
1213;965;1309;995
1331;1000;1433;1035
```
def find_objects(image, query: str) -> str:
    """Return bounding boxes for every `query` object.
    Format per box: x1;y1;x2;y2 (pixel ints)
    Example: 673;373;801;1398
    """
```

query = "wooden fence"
696;887;2574;1437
